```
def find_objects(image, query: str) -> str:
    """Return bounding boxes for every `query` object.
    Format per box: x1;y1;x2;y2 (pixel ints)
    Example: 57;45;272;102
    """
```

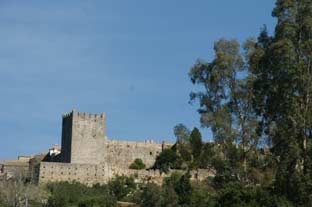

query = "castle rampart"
103;139;164;168
39;162;213;185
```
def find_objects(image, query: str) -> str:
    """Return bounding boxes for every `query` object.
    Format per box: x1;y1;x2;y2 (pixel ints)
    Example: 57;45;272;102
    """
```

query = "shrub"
0;201;8;207
108;176;136;201
216;182;294;207
140;183;161;207
46;182;117;207
153;148;179;173
129;159;146;170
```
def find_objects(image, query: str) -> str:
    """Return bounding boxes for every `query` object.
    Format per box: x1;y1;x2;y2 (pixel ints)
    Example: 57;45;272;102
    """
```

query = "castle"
39;109;170;184
2;109;212;185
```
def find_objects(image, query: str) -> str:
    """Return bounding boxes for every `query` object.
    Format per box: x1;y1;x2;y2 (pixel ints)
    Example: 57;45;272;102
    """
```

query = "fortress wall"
1;160;30;179
39;162;112;185
103;139;166;168
39;162;165;185
39;162;214;185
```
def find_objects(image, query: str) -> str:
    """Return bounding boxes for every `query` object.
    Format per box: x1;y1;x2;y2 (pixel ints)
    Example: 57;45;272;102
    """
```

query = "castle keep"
60;110;106;164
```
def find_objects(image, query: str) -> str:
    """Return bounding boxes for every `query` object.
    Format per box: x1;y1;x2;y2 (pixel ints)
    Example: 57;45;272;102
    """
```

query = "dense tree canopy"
249;0;312;204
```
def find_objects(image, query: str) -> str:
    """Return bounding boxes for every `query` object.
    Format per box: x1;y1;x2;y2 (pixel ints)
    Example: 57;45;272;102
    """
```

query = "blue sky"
0;0;276;159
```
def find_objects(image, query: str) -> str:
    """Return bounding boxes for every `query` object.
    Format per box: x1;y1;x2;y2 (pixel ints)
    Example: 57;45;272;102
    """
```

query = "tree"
199;142;217;169
250;0;312;204
153;148;179;173
0;170;47;207
190;127;203;161
108;176;136;201
161;185;179;207
190;189;215;207
140;183;161;207
189;39;260;182
216;182;294;207
174;173;192;205
174;124;191;144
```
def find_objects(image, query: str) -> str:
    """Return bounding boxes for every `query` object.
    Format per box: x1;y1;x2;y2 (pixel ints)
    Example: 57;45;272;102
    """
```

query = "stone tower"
60;109;106;164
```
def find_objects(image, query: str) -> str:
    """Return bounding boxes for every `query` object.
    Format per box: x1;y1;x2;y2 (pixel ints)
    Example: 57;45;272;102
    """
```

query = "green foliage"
163;172;183;187
249;0;312;204
174;173;192;205
108;176;136;201
161;185;179;207
176;144;192;167
129;158;146;170
140;183;161;207
174;124;191;144
154;128;207;172
153;148;179;173
46;182;117;207
189;38;259;148
189;128;203;160
190;189;215;207
216;183;294;207
0;201;8;207
199;142;217;169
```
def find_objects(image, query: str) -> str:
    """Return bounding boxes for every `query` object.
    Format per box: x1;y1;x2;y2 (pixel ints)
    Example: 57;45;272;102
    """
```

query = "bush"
190;189;215;207
0;201;8;207
108;176;136;201
46;182;117;207
216;182;294;207
129;158;146;170
153;148;179;173
140;183;161;207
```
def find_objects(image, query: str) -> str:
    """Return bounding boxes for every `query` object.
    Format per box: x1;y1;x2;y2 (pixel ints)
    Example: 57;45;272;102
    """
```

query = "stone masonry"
61;110;106;164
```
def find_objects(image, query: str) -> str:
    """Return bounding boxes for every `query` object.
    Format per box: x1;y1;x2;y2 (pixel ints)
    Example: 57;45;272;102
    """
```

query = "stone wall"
102;139;165;168
39;162;214;185
39;162;164;185
0;160;30;179
40;162;110;184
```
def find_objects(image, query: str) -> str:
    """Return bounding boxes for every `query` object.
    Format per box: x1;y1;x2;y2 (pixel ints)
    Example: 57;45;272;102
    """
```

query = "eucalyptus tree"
250;0;312;204
189;39;259;181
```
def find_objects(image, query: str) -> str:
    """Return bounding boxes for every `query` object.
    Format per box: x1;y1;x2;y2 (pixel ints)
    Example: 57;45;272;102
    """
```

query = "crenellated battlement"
75;112;105;121
62;112;73;119
62;109;105;120
60;109;106;164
